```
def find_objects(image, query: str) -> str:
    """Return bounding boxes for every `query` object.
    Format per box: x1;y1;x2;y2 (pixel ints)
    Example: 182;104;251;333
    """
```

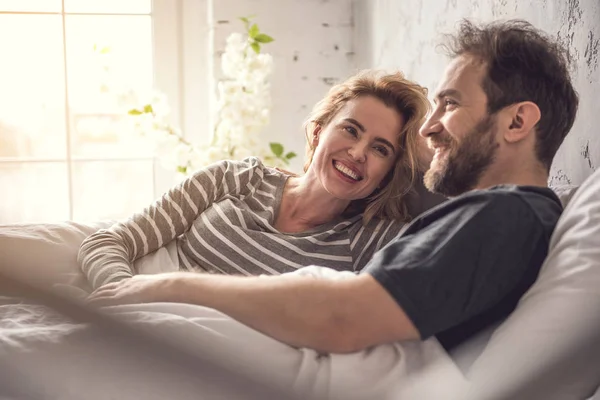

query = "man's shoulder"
464;185;562;221
418;185;563;238
460;184;559;203
408;185;562;234
443;184;562;213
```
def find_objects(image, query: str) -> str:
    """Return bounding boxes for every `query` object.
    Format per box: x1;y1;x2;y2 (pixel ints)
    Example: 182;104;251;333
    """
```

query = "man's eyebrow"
433;89;462;103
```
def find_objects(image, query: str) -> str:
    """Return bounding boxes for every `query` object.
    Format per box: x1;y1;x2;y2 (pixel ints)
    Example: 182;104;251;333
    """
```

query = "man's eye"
444;98;458;108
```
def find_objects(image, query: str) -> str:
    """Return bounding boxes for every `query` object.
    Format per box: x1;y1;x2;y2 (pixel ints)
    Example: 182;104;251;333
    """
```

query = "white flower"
174;143;193;166
155;132;180;156
131;113;157;137
257;53;273;73
148;92;171;120
126;27;275;175
226;32;246;50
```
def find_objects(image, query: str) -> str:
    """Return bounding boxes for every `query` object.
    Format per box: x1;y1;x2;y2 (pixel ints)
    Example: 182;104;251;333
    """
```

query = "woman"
79;69;430;290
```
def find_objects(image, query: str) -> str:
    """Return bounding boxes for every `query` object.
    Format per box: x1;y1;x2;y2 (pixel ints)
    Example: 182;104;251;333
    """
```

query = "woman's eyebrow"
343;118;366;132
374;137;396;154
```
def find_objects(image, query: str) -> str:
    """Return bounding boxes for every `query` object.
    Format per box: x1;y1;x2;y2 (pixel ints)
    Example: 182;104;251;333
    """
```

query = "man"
88;19;578;355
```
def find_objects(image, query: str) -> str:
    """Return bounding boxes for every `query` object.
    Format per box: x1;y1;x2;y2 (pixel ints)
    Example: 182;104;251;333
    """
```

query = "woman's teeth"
334;161;362;181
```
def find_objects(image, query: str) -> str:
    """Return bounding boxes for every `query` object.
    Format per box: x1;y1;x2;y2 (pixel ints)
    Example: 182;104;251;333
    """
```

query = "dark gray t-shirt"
363;185;562;350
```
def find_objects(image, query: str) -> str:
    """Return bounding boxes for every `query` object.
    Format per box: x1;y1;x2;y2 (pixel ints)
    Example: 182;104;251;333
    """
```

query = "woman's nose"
348;143;367;163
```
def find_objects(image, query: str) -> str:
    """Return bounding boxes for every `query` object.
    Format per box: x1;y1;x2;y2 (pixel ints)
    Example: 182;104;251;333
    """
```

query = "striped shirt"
79;157;406;289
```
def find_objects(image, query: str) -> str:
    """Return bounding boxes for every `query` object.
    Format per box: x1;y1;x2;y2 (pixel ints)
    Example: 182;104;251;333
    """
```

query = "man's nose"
419;114;443;138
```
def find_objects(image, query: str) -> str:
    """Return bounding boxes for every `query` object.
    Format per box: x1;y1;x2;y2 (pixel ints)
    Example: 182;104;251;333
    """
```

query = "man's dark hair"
443;19;579;171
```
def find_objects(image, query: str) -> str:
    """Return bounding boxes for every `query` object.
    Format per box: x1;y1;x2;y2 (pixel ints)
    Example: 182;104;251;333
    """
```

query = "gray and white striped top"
79;157;406;289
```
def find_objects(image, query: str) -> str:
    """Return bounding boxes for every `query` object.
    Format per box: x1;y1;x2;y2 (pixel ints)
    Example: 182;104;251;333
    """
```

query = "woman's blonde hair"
303;69;430;223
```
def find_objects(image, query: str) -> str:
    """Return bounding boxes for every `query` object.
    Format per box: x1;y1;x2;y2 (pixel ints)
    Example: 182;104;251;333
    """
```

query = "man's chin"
423;168;444;194
423;168;462;197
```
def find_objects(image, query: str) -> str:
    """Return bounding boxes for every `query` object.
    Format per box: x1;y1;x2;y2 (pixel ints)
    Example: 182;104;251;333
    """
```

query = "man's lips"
432;147;447;161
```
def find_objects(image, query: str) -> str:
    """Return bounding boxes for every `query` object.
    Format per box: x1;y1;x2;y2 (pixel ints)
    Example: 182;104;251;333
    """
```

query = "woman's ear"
504;101;541;144
311;124;322;148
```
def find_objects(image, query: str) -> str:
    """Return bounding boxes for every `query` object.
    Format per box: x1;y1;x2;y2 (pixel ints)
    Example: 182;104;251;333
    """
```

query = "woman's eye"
344;126;358;136
373;146;389;157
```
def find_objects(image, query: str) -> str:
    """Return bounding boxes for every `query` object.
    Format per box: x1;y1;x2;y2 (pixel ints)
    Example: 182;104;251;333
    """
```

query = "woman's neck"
277;175;351;229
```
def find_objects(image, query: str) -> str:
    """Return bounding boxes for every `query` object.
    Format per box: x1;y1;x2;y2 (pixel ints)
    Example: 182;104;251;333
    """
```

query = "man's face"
419;54;500;197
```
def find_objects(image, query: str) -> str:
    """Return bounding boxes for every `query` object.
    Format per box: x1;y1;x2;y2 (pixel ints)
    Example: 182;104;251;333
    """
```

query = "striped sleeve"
349;218;405;272
78;157;264;289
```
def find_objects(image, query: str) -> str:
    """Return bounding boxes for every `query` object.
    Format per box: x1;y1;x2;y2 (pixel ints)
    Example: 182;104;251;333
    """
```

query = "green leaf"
248;23;259;39
270;142;284;157
176;165;188;174
128;109;143;115
143;104;153;113
250;42;261;54
285;151;297;159
240;14;255;22
254;33;274;43
239;17;250;24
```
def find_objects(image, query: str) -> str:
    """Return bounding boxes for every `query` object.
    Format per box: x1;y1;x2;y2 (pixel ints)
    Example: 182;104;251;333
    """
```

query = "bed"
1;170;599;399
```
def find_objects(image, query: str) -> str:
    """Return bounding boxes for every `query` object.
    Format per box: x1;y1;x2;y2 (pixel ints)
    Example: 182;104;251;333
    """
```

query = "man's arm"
88;272;419;354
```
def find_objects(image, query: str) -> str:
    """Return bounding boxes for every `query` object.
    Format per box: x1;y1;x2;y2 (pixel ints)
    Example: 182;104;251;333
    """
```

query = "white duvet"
4;175;600;400
0;241;464;400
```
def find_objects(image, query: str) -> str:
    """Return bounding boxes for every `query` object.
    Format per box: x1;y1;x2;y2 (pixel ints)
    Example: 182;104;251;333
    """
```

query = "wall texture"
355;0;600;186
210;0;356;172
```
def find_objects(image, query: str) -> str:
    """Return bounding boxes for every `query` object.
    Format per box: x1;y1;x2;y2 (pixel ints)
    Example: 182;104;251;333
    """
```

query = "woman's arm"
78;159;260;289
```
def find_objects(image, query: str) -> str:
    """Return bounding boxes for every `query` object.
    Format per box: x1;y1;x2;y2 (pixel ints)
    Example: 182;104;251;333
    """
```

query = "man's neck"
476;163;549;190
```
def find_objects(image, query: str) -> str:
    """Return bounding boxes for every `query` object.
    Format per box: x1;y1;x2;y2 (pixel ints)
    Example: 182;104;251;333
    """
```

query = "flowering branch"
125;16;296;177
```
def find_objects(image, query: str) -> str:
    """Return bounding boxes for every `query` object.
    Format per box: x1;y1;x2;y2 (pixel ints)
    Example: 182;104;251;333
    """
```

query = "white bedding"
3;179;600;399
0;297;462;399
0;234;464;400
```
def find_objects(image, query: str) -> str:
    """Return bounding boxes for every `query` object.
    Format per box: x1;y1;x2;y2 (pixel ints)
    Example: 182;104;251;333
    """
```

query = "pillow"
462;169;600;399
0;219;181;294
550;184;579;208
0;221;113;289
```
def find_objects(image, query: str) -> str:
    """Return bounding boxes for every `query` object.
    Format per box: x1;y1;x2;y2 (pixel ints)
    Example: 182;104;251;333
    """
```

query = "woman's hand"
87;273;180;307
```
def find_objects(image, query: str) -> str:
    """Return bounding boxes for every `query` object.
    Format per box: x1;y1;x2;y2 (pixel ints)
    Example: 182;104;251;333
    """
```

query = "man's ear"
503;101;541;143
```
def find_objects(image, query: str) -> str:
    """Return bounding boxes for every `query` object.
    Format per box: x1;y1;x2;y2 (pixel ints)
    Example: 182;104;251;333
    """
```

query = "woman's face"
308;95;404;201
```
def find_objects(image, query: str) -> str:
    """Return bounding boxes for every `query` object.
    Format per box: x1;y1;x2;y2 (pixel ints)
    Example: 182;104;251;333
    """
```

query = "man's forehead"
434;54;487;99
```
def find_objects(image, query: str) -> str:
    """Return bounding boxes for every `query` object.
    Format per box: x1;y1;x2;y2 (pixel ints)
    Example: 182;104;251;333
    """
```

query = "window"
0;0;192;224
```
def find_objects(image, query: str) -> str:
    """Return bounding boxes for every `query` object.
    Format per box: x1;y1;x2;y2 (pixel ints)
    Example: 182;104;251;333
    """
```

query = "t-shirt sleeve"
363;192;546;339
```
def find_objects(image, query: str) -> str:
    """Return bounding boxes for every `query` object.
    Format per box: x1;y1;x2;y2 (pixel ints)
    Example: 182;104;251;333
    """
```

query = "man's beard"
424;115;499;197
